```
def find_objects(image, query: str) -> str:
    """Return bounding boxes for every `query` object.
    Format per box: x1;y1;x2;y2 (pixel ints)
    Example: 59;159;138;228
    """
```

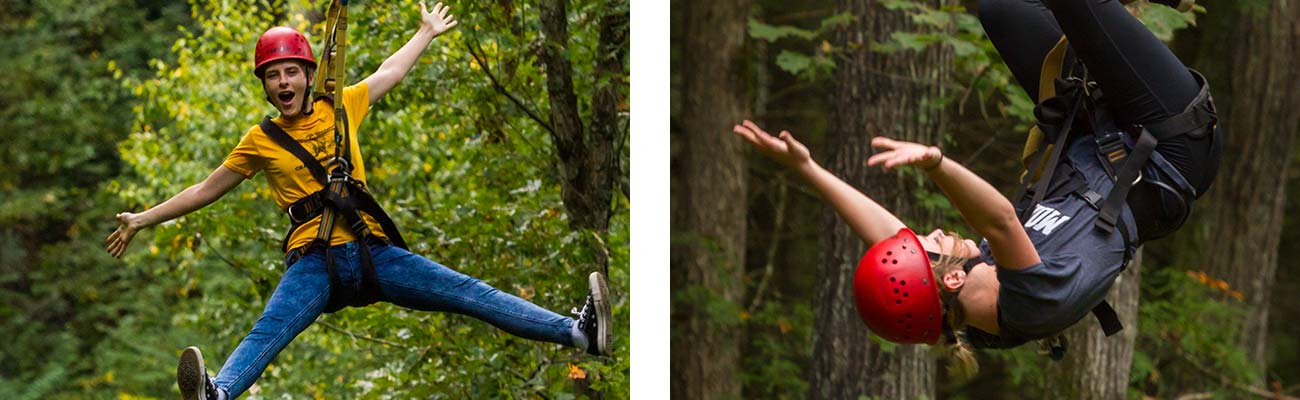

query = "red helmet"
254;26;316;78
853;228;943;344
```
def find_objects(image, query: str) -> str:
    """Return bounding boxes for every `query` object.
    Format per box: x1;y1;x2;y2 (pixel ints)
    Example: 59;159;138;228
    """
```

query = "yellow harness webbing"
1021;35;1072;184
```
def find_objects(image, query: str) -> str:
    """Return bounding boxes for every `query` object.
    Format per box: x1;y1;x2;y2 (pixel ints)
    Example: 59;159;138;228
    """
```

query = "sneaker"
572;271;612;356
177;346;222;400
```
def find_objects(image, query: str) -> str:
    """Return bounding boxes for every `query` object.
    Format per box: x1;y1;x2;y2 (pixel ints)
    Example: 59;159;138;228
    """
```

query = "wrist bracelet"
924;150;944;171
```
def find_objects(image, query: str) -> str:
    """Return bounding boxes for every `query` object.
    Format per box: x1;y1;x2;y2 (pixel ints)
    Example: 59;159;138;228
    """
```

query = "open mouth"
277;91;295;106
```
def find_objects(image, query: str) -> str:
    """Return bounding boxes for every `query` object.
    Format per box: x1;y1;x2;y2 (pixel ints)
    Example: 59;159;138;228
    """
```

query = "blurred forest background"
672;0;1300;399
1;0;628;398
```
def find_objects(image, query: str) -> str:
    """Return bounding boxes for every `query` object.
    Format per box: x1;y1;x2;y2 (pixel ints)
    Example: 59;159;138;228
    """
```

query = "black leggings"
978;0;1218;193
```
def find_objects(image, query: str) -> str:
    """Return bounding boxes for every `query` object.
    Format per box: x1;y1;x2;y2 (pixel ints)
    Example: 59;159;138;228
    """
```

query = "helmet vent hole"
906;313;912;319
890;277;896;282
903;292;909;297
887;251;893;256
900;280;906;286
896;300;902;305
882;258;888;264
897;319;903;324
893;288;899;293
891;259;898;264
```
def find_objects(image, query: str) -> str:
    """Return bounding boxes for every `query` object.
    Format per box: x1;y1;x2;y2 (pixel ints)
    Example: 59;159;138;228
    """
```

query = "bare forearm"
136;184;222;228
380;27;437;81
924;157;1019;236
796;161;907;245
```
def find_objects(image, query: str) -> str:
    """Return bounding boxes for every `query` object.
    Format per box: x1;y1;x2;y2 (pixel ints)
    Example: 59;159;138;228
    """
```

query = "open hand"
731;120;812;170
105;212;143;259
421;2;459;37
867;136;942;171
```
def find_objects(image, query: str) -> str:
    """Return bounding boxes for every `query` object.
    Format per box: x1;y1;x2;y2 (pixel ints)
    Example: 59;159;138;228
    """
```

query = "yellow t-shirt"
223;82;389;252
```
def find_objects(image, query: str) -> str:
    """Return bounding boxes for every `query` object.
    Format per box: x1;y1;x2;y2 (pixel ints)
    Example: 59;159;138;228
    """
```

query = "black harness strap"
1095;128;1157;234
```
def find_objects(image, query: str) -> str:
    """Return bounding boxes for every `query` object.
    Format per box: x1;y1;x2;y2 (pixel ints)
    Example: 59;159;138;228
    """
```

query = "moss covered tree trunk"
809;0;950;398
670;0;753;398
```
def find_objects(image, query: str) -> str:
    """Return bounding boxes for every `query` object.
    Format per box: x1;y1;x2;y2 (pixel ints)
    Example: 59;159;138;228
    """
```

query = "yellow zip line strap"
314;0;350;244
313;0;344;95
1020;35;1071;184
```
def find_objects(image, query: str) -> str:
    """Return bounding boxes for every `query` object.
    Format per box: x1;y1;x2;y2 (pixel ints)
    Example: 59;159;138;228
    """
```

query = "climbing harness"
263;0;410;313
1014;36;1219;358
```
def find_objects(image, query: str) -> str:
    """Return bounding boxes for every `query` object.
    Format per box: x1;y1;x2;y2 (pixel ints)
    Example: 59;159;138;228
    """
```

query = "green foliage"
0;0;195;398
1129;268;1256;398
747;13;850;80
740;300;813;399
3;0;626;398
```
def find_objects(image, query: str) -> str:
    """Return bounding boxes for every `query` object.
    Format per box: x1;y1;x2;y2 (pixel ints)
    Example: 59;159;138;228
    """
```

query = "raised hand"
421;2;459;37
105;211;144;259
866;136;942;171
731;120;812;170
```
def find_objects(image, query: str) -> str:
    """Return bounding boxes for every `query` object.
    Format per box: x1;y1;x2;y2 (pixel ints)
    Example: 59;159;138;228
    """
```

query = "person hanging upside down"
731;0;1219;377
104;3;611;399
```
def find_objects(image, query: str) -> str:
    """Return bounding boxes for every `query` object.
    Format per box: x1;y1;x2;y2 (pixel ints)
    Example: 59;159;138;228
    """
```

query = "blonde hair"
928;230;980;381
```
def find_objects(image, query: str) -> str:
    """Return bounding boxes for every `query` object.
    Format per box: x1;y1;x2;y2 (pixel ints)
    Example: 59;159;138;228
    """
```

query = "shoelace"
571;294;597;331
203;374;221;400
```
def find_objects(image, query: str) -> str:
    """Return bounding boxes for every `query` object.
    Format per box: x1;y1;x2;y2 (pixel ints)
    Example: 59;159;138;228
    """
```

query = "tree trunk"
536;1;627;397
538;0;626;271
670;0;752;398
1177;0;1300;373
1039;251;1142;399
810;1;950;398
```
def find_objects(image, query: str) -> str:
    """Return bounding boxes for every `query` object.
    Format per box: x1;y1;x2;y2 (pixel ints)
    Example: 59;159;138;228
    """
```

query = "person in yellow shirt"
103;3;610;399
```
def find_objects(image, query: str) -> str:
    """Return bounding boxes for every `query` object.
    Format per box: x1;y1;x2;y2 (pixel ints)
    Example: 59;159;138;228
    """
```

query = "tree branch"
315;319;414;350
1180;349;1297;400
747;174;788;313
463;35;556;135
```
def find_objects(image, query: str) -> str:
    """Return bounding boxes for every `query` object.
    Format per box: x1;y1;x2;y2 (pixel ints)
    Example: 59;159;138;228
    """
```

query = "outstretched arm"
362;2;458;104
867;137;1040;270
732;120;906;245
104;165;246;258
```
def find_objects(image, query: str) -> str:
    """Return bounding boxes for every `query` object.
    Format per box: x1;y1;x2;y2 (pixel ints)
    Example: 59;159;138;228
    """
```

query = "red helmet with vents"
254;26;316;78
853;228;944;344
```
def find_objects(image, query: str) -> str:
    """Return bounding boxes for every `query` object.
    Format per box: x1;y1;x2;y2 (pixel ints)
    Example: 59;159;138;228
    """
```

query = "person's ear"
941;270;966;292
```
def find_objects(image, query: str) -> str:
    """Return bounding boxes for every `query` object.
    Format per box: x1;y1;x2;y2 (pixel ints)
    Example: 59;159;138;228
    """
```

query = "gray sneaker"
572;272;612;356
177;346;223;400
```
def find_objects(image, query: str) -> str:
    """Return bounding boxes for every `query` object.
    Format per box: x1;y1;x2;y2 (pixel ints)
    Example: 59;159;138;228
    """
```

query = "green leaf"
775;50;813;75
749;19;818;42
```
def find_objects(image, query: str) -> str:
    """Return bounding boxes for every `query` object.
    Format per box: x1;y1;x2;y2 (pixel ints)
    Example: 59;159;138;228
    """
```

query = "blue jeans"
211;240;577;397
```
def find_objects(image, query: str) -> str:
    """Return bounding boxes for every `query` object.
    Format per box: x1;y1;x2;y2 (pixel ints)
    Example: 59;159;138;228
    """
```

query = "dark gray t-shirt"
971;135;1137;345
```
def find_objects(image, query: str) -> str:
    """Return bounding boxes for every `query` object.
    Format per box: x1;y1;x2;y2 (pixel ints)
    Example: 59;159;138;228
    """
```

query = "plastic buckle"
1096;131;1127;163
1096;210;1118;233
1081;190;1103;209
